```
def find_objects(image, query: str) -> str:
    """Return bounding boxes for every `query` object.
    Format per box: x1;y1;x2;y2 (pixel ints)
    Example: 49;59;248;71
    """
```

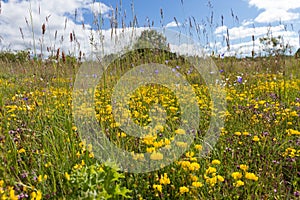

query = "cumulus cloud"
248;0;300;23
166;21;181;28
214;22;298;57
0;0;113;56
215;24;287;40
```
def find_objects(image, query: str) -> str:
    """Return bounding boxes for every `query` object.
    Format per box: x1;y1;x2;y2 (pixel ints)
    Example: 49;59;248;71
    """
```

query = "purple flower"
21;171;28;179
165;60;169;64
23;97;28;101
154;69;159;74
262;131;269;136
219;69;224;73
237;76;243;83
294;191;300;197
176;65;180;69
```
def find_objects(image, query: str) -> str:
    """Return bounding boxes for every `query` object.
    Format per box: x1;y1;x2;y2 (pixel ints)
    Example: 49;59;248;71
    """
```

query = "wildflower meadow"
0;1;300;199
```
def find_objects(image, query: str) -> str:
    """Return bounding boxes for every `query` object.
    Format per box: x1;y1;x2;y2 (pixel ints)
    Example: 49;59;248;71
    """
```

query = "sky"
0;0;300;57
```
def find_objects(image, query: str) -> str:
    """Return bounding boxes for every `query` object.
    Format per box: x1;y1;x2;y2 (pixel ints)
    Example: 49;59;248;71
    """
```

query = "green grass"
0;1;300;198
0;53;299;199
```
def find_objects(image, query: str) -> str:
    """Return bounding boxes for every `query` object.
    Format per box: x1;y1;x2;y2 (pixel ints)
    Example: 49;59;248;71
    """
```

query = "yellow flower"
30;189;43;200
245;172;258;181
31;191;37;199
153;184;162;193
0;180;3;187
205;166;217;174
190;175;198;182
176;141;187;148
65;172;70;181
217;175;224;182
234;131;241;136
175;128;186;135
89;152;94;158
233;180;245;187
117;132;127;138
239;164;248;172
154;124;164;132
211;159;221;165
159;173;171;185
87;144;93;152
18;148;26;154
185;152;194;158
206;176;217;187
242;131;250;136
72;126;77;131
81;160;85;166
150;152;163;160
252;136;260;142
9;187;18;200
195;145;202;150
38;175;43;182
231;172;242;180
44;162;52;168
179;186;189;194
189;162;200;171
146;147;155;153
192;181;203;188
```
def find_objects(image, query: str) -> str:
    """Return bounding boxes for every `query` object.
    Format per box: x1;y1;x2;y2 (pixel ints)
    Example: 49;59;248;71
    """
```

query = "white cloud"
0;0;113;56
215;26;227;35
248;0;300;10
166;21;181;28
248;0;300;23
220;35;297;57
255;8;299;23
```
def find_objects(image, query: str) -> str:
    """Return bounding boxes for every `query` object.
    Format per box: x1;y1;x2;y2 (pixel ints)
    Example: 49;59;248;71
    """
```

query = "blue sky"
0;0;300;57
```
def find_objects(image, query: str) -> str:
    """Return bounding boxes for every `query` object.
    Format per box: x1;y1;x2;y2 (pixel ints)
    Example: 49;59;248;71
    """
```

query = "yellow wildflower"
189;162;200;171
192;181;203;188
150;152;163;160
231;172;242;180
159;173;171;185
245;172;258;181
9;187;18;200
175;129;186;135
176;141;187;148
217;175;224;182
18;148;26;154
252;136;260;142
205;167;217;174
211;159;221;165
153;184;162;193
233;180;245;187
65;172;70;181
239;164;248;172
234;131;241;136
179;186;189;194
195;145;202;150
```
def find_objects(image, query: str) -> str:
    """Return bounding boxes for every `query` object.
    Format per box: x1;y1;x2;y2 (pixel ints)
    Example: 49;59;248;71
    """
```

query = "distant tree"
133;29;169;50
259;32;290;57
294;48;300;59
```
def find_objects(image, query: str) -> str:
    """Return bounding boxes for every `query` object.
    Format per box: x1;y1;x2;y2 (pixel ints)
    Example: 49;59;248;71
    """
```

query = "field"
0;1;300;198
0;51;299;199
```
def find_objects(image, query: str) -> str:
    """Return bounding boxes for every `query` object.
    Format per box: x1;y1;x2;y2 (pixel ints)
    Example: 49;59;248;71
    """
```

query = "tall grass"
0;0;299;199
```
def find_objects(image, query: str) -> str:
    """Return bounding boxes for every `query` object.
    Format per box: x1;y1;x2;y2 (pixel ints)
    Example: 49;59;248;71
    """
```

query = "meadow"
0;1;300;199
0;48;299;199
